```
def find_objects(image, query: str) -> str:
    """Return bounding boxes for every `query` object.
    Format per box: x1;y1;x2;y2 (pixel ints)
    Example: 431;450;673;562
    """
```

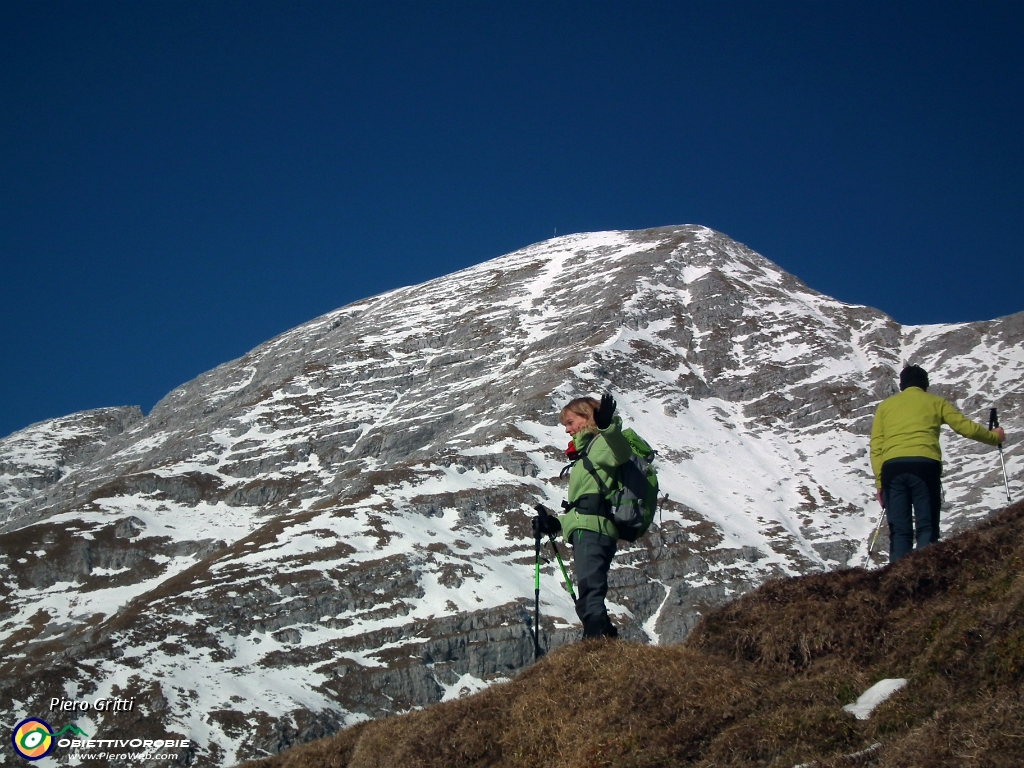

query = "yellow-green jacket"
869;386;1000;488
558;416;633;541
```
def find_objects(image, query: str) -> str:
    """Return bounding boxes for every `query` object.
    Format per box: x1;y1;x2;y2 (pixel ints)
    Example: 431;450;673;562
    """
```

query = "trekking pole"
989;408;1012;504
535;505;576;601
547;535;576;602
533;531;543;660
864;505;886;567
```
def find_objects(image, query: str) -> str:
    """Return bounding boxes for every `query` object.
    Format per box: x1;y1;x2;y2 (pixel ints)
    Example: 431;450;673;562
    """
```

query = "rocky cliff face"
0;406;143;516
1;225;1020;767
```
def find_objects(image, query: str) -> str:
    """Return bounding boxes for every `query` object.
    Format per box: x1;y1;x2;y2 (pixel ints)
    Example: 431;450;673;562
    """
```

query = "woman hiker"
533;393;632;639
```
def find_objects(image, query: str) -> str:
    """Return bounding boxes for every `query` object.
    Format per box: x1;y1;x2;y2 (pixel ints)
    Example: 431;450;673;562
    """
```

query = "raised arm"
941;400;1003;446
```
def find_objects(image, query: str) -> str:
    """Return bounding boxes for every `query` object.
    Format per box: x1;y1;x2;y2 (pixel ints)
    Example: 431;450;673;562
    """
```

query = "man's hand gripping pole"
989;408;1012;504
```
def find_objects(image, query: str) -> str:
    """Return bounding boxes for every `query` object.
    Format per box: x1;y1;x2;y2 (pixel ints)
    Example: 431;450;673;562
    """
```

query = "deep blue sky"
2;1;1022;439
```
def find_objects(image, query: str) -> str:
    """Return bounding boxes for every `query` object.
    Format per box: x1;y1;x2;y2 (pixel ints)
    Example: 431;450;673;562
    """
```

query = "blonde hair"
558;396;601;432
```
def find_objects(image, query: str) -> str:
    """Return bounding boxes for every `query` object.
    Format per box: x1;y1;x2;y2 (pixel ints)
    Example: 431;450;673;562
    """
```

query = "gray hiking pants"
571;529;618;638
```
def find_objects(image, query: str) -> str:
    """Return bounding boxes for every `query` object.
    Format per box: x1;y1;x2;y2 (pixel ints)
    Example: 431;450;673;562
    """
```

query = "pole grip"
989;408;999;431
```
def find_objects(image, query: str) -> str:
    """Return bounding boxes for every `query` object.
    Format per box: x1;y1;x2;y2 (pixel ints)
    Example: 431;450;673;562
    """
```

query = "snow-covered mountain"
1;225;1020;767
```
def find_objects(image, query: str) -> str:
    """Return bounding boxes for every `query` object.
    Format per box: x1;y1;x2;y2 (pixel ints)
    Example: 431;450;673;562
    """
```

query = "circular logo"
11;718;55;761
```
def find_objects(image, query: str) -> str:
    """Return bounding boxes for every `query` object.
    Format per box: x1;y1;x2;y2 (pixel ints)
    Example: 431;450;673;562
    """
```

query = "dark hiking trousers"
881;457;942;563
571;529;618;639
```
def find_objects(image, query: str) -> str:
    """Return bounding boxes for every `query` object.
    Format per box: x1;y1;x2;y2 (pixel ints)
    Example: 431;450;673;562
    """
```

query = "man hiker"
870;365;1006;563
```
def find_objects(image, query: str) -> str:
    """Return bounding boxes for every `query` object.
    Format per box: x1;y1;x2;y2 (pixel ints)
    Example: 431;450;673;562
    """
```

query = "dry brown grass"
240;500;1024;768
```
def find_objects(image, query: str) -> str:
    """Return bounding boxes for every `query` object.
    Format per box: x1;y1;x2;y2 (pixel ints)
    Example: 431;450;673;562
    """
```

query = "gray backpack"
579;428;659;542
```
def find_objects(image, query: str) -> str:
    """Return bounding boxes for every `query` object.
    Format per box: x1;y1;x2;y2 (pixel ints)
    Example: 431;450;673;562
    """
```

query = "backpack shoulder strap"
578;441;611;497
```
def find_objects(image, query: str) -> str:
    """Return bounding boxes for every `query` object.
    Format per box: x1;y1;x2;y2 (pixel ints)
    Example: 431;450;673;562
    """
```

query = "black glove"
532;505;561;536
533;515;560;536
593;393;616;430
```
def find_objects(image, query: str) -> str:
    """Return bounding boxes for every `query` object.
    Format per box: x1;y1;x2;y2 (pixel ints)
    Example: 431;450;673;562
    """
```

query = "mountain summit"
1;225;1020;766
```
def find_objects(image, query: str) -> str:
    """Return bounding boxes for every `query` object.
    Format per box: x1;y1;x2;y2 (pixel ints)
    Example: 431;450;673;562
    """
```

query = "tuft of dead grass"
240;500;1024;768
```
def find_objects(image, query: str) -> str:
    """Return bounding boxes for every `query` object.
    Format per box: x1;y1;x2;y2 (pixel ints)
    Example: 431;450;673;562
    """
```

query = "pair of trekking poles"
864;407;1012;564
532;504;575;661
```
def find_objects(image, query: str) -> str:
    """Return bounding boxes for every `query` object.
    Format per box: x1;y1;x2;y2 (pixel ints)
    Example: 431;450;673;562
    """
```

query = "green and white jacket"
558;415;633;541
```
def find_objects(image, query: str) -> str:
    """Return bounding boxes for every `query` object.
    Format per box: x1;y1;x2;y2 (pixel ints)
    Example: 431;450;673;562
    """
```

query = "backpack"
579;428;660;542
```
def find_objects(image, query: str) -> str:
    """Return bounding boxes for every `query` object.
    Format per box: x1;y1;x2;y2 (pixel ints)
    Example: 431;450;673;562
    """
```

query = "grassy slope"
240;500;1024;768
